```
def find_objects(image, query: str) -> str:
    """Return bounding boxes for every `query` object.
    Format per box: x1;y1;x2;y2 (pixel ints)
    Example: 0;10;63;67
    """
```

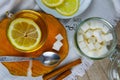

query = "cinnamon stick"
55;69;71;80
43;59;81;80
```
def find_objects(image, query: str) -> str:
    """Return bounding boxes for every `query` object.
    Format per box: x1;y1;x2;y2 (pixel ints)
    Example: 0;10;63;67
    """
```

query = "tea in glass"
7;10;48;52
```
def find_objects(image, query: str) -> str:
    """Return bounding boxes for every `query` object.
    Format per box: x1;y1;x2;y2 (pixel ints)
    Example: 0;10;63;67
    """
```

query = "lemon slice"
7;18;42;51
42;0;64;7
56;0;79;16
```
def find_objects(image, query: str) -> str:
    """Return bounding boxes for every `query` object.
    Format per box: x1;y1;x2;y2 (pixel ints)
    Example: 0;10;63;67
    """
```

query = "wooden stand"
0;12;69;77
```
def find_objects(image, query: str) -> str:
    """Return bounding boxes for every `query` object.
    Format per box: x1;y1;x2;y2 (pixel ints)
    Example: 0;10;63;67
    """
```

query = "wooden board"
115;21;120;47
0;12;69;77
77;59;110;80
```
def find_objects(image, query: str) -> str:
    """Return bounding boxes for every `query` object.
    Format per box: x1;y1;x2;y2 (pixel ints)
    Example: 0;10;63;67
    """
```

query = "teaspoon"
0;51;60;66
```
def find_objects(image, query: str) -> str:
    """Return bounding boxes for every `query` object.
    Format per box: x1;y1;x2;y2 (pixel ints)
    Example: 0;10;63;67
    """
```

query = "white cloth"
0;0;36;19
111;0;120;22
0;0;14;17
0;0;119;80
112;0;120;16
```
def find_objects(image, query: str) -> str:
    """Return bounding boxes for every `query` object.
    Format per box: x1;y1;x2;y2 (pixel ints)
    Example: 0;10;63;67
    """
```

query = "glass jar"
108;47;120;80
74;17;117;60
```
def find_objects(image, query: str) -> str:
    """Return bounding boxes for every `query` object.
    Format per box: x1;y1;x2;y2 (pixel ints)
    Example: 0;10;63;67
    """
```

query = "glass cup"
74;17;117;60
7;10;48;52
108;46;120;80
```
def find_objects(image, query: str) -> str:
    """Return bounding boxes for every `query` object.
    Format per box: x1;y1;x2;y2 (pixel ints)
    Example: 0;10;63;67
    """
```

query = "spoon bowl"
33;51;61;66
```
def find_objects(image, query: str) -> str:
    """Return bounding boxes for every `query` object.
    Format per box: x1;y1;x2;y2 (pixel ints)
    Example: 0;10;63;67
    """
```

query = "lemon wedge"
56;0;79;16
7;18;42;51
42;0;64;7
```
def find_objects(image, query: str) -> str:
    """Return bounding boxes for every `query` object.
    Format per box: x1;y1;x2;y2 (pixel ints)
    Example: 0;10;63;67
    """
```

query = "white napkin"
0;0;36;19
112;0;120;14
112;0;120;18
0;0;14;17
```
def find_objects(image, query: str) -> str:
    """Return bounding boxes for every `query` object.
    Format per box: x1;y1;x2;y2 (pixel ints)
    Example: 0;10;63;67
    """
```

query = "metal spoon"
0;51;60;66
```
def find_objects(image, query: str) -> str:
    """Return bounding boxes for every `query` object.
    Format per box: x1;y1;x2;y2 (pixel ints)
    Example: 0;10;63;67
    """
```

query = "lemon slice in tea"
7;18;42;51
42;0;64;7
56;0;79;16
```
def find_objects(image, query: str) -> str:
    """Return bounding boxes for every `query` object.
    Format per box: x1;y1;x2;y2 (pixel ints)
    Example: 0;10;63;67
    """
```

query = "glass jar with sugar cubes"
74;17;117;60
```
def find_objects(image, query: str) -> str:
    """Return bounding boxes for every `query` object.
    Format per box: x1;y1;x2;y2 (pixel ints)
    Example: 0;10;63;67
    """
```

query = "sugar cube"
78;34;84;42
87;42;95;50
104;33;113;42
55;34;63;41
95;42;102;49
81;23;89;32
85;30;93;38
52;40;63;51
88;37;96;44
85;50;97;58
79;41;87;49
81;47;90;53
93;30;103;43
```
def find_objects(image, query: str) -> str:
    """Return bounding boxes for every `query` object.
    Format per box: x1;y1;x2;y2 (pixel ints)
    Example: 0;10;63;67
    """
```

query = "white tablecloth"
0;0;119;80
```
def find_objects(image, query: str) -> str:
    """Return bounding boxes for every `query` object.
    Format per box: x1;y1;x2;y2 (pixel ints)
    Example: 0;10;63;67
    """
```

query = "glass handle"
6;11;14;19
109;46;120;61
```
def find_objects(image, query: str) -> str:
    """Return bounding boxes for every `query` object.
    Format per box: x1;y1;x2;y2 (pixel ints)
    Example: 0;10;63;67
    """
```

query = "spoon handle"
0;56;31;62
